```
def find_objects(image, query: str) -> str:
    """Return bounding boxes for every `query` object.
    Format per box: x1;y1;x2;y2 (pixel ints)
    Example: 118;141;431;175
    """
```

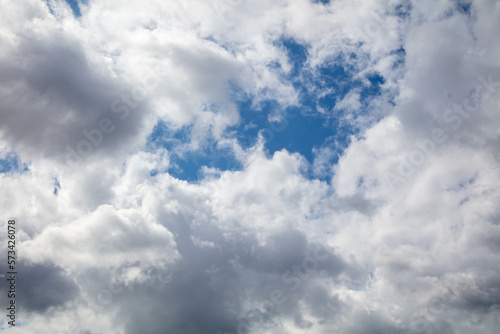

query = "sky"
0;0;500;333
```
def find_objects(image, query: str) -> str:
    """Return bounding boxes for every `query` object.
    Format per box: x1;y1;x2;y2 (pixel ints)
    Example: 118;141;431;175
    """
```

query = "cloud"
0;0;499;333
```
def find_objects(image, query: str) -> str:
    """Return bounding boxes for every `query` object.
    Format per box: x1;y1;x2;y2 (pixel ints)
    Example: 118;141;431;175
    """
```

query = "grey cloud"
0;34;153;166
99;215;353;334
0;262;79;313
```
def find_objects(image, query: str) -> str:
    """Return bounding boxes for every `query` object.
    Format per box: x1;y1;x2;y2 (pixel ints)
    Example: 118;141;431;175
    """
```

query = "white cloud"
0;0;499;333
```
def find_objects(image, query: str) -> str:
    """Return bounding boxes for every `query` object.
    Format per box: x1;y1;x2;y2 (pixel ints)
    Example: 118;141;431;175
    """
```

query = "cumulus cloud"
0;0;499;333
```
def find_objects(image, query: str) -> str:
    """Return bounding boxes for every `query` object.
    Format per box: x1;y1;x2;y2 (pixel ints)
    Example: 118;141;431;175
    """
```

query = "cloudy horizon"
1;0;500;333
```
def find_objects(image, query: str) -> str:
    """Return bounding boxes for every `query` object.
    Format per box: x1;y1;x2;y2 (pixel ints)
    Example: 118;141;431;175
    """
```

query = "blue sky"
0;152;28;174
145;37;392;182
64;0;84;16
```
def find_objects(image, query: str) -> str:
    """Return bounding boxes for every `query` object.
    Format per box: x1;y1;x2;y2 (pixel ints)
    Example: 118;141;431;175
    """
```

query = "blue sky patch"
146;37;398;182
46;0;84;17
312;0;331;4
53;178;61;195
455;0;472;15
64;0;84;17
146;120;241;182
0;152;29;174
278;38;309;79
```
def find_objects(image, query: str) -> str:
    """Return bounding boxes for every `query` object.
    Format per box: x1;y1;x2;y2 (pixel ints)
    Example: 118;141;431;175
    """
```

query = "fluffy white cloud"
0;0;499;333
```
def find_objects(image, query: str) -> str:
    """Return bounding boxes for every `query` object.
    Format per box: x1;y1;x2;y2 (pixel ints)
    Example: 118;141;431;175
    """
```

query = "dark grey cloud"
98;216;355;334
0;261;79;313
0;33;154;166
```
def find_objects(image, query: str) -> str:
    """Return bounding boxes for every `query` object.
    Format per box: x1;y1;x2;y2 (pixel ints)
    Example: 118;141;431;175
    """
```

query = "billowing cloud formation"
1;0;500;333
